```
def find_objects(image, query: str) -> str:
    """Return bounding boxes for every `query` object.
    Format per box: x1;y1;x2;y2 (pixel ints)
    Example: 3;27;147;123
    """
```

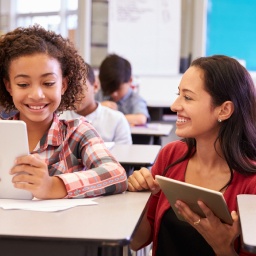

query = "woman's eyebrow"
181;88;196;95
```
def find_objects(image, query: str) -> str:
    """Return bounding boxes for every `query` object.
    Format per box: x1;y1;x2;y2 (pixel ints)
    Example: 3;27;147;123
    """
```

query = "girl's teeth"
29;106;44;110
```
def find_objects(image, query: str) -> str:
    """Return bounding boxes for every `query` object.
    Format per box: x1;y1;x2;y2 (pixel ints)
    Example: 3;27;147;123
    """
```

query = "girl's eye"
44;82;55;87
17;83;28;88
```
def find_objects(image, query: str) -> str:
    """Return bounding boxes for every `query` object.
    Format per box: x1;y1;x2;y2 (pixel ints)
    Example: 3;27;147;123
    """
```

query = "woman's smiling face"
171;66;221;140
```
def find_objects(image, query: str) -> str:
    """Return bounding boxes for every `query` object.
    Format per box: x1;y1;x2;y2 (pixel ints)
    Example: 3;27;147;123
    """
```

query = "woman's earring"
218;119;222;123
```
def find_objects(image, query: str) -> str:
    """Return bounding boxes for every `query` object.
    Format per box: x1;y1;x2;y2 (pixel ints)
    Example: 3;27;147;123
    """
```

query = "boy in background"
60;62;132;145
95;54;150;126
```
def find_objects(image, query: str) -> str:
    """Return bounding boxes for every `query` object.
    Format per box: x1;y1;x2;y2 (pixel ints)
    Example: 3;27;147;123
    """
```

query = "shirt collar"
12;113;64;147
118;87;133;104
85;102;101;123
43;114;86;147
38;114;87;153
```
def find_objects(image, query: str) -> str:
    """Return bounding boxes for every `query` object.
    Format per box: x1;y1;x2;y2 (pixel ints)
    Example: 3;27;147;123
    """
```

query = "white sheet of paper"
0;198;98;212
104;142;115;150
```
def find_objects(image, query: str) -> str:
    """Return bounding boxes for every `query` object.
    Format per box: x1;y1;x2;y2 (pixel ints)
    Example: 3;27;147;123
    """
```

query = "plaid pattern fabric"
12;114;128;198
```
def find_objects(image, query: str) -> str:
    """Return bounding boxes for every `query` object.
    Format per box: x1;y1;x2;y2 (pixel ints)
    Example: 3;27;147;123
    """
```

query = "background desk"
110;144;161;167
147;100;175;122
0;191;150;256
237;194;256;253
138;75;181;122
131;123;174;145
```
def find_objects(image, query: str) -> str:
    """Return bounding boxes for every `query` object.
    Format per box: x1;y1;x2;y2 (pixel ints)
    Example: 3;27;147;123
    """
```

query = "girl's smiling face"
171;66;221;140
4;53;67;125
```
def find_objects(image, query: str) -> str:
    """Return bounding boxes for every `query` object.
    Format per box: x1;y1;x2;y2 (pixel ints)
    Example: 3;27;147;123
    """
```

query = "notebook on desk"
0;120;33;200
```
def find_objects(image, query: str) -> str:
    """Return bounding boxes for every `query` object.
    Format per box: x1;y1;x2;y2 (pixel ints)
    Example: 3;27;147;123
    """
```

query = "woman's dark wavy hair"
0;24;86;113
164;55;256;183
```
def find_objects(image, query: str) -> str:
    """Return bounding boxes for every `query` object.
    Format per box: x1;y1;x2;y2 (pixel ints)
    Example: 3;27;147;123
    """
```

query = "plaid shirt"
11;114;128;198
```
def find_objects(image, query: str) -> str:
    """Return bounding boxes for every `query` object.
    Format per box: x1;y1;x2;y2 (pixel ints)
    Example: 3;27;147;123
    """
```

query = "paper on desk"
104;141;115;150
0;198;98;212
134;123;160;130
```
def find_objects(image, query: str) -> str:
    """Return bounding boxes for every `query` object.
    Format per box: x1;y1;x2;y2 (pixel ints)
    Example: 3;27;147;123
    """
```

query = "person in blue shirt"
60;61;132;145
95;54;150;126
0;106;16;118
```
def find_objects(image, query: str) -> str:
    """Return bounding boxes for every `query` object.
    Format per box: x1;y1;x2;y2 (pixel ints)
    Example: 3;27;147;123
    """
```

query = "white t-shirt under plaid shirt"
10;113;128;198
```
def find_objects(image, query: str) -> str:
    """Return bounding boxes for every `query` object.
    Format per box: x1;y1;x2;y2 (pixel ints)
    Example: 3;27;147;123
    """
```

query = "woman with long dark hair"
128;55;256;256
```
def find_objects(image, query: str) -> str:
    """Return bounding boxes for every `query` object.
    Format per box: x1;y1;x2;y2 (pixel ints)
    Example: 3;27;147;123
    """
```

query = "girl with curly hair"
0;25;127;199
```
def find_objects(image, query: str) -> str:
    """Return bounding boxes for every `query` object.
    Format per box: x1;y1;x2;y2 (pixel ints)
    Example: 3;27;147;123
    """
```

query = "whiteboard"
108;0;181;76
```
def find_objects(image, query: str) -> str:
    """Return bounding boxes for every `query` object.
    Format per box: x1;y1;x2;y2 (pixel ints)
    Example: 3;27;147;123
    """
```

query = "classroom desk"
237;194;256;253
147;100;172;121
138;75;182;121
131;123;174;145
147;100;171;108
139;81;181;122
147;105;177;122
110;144;161;166
0;191;150;256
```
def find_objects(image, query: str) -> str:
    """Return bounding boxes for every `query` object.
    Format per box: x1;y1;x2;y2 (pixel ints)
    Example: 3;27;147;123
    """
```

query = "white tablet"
0;120;33;200
156;175;233;225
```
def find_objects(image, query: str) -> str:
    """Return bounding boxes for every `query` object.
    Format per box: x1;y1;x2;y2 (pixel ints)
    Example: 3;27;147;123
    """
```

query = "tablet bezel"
156;175;233;225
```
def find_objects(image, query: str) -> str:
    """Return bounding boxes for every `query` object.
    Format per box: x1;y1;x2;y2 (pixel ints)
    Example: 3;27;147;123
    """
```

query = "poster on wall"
108;0;181;76
206;0;256;71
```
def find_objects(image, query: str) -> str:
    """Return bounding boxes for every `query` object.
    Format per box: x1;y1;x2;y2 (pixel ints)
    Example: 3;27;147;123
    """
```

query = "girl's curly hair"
0;24;87;113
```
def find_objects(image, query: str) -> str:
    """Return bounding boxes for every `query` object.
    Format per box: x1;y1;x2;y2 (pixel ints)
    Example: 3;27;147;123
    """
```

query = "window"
15;0;78;44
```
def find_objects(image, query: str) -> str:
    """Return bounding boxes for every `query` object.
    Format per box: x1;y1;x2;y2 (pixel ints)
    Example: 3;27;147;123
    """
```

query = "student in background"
0;25;127;199
95;54;150;126
0;106;16;118
127;55;256;255
59;61;132;145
